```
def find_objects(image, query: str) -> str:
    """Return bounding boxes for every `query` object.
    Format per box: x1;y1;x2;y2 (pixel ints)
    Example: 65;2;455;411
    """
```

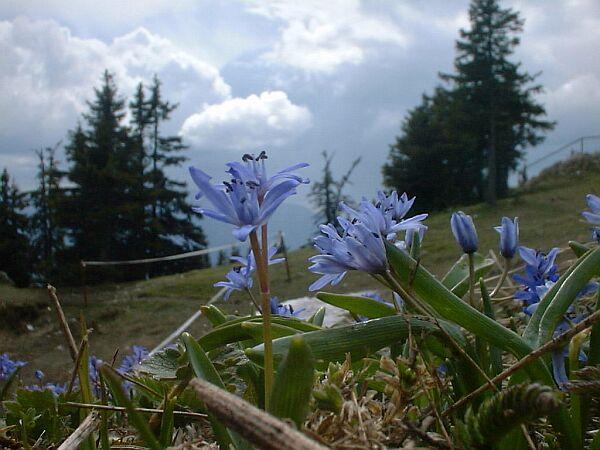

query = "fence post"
278;231;292;282
80;261;89;308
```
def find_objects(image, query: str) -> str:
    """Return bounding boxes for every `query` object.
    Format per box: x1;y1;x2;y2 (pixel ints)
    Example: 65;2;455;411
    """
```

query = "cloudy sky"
1;0;599;204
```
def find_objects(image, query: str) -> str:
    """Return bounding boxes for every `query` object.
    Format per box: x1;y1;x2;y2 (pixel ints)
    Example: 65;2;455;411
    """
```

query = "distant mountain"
200;201;316;263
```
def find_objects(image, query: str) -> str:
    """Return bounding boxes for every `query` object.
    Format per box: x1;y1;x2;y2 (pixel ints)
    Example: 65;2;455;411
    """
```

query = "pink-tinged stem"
249;230;273;409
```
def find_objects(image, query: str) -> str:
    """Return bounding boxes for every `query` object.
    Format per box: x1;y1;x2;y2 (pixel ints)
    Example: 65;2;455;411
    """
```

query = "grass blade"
101;365;161;450
269;336;315;427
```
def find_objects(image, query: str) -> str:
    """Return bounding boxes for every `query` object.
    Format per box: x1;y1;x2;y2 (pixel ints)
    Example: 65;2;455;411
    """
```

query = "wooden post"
278;231;292;282
80;261;89;308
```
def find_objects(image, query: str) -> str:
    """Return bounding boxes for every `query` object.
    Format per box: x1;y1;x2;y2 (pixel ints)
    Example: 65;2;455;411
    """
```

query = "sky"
1;0;599;206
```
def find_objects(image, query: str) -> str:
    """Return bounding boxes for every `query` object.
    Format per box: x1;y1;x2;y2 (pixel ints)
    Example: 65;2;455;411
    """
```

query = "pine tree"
383;88;483;211
441;0;554;204
0;169;31;286
30;145;66;281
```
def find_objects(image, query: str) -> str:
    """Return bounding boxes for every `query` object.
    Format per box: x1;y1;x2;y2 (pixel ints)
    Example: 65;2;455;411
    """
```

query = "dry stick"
400;421;451;450
66;338;88;395
57;411;100;450
444;308;600;417
47;284;78;361
64;402;208;420
189;378;328;450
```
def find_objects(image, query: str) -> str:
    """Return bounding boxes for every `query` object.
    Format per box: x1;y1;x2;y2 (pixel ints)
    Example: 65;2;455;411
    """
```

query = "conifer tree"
441;0;554;204
0;169;31;286
62;71;135;279
30;145;65;280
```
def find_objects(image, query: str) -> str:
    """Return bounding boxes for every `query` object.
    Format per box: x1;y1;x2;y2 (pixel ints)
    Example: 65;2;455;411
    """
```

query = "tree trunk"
486;113;497;206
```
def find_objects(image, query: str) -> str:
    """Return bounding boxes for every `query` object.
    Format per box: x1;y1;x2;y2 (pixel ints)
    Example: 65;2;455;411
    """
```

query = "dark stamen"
256;150;268;160
242;153;254;162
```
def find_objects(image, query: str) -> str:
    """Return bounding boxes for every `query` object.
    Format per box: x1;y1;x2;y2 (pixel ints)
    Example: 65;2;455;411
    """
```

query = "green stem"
468;252;477;309
249;230;273;409
490;257;510;297
246;288;261;314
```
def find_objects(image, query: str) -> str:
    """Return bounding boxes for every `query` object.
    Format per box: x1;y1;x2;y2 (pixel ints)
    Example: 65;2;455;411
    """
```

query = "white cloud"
245;0;407;74
181;91;312;150
0;17;230;143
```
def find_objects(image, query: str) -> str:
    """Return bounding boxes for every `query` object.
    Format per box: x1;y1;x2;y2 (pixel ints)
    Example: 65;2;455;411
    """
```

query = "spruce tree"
0;169;31;286
441;0;554;204
62;71;135;280
30;145;66;281
142;75;208;274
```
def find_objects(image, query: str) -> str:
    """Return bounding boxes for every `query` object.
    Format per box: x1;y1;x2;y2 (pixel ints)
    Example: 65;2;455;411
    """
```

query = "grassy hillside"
1;154;598;382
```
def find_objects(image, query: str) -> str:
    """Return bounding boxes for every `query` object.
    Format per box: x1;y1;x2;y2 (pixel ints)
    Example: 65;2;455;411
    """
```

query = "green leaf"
241;322;299;340
201;305;229;326
538;247;600;346
385;241;580;450
246;315;464;368
181;332;248;450
138;347;182;379
269;335;315;427
316;292;396;319
159;396;175;448
480;278;503;379
101;365;162;450
442;252;494;298
198;322;254;351
569;240;592;258
308;306;326;326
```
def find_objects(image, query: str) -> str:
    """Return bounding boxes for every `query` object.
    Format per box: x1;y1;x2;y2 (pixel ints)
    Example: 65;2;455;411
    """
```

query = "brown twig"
189;378;328;450
57;412;100;450
444;308;600;416
47;284;78;361
63;401;208;420
66;338;87;395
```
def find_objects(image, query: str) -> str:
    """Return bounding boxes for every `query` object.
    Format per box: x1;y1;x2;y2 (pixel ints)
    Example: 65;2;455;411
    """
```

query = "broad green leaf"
138;347;182;379
101;365;162;450
442;252;494;298
181;333;249;450
246;315;464;368
269;336;315;427
316;292;396;319
241;321;299;340
198;322;254;351
308;306;326;326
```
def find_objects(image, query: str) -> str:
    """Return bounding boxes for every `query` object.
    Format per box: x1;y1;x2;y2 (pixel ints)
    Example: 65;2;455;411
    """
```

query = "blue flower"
118;346;149;374
309;220;388;291
189;154;307;242
34;370;44;381
226;151;309;198
215;247;284;299
269;297;303;317
0;353;26;382
309;191;427;291
26;382;67;396
341;192;427;241
582;194;600;224
450;211;478;254
582;194;600;242
513;246;560;306
495;217;519;259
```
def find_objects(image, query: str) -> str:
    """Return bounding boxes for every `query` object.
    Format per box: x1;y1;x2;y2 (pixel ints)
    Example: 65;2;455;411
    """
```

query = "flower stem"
246;288;261;314
467;253;477;310
249;230;273;409
490;257;511;297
